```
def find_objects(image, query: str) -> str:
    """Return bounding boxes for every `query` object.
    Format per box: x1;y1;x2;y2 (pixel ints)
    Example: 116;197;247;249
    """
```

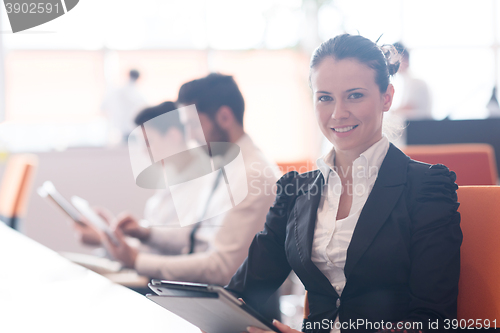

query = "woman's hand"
247;320;300;333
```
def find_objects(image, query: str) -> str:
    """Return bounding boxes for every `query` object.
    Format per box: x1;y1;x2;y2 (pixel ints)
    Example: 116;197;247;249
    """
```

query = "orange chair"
304;290;310;319
403;144;498;185
276;160;315;175
303;186;500;323
457;186;500;322
0;154;38;229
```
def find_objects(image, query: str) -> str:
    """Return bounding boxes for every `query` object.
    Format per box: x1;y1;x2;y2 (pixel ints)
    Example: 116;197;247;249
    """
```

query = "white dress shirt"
135;133;279;285
142;154;212;228
311;136;389;333
135;156;212;256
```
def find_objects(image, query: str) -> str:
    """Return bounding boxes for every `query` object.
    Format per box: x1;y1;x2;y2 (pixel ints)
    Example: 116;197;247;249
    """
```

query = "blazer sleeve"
225;171;297;313
405;164;462;325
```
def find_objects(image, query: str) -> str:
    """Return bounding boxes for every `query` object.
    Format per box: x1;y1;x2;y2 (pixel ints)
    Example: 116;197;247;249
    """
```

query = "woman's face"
311;57;394;157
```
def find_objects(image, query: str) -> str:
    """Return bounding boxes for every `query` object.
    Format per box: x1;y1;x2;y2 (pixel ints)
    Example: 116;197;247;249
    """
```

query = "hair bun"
380;44;401;76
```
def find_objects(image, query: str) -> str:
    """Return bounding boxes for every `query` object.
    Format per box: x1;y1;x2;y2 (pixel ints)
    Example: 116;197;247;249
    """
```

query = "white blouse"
311;136;390;332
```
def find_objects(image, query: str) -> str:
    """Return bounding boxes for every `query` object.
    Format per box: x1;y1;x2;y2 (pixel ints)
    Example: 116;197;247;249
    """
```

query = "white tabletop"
0;223;200;333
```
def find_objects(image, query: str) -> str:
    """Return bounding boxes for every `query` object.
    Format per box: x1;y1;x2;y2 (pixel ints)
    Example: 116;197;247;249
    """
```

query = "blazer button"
336;298;340;308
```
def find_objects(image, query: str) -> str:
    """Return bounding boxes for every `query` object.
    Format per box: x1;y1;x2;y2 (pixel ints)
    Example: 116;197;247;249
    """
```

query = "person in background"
102;69;148;143
226;34;461;333
96;74;280;290
390;42;432;120
131;101;207;227
74;101;204;244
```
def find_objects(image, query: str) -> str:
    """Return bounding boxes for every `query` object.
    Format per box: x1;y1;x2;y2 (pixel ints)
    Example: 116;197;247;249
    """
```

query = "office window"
402;0;494;47
410;48;494;120
5;51;104;121
328;0;402;42
400;0;496;119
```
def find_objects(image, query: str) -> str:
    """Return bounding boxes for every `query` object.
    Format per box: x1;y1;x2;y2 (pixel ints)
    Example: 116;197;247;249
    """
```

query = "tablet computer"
37;181;86;226
146;280;279;333
70;195;119;246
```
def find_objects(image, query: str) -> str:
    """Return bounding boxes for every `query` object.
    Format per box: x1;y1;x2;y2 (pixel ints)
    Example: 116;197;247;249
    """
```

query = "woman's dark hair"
177;73;245;126
393;42;409;61
134;101;184;135
310;34;400;92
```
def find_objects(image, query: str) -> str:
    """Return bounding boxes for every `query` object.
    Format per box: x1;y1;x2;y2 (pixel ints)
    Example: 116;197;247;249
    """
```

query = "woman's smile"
331;124;358;133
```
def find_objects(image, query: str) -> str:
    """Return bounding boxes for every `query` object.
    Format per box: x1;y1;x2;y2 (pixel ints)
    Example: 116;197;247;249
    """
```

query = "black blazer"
226;144;462;332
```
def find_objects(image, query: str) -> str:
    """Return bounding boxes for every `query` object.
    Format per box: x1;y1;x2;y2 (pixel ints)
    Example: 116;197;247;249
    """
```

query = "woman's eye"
318;95;333;102
348;92;363;99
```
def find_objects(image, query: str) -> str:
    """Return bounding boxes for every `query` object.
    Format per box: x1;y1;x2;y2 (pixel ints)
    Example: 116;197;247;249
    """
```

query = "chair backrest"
0;154;38;229
276;160;314;175
302;186;500;322
403;144;498;185
457;185;500;322
304;290;310;319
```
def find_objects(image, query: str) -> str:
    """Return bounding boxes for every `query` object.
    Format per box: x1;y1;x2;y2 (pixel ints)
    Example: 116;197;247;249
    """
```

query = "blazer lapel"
344;144;409;279
293;172;337;296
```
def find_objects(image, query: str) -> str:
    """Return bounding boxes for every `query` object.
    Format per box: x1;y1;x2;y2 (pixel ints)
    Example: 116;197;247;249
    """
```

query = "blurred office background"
2;0;500;264
2;0;500;153
1;0;500;325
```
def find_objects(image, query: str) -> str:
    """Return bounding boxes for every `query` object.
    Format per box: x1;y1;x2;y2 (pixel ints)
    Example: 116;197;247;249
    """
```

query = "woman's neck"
333;135;383;176
334;137;382;175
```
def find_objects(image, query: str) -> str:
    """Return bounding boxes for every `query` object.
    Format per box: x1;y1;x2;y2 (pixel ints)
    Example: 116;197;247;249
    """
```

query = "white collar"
317;136;390;180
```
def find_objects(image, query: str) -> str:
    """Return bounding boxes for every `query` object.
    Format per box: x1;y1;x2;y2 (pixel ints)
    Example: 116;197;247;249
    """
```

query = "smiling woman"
225;34;462;333
312;58;393;158
309;35;400;179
